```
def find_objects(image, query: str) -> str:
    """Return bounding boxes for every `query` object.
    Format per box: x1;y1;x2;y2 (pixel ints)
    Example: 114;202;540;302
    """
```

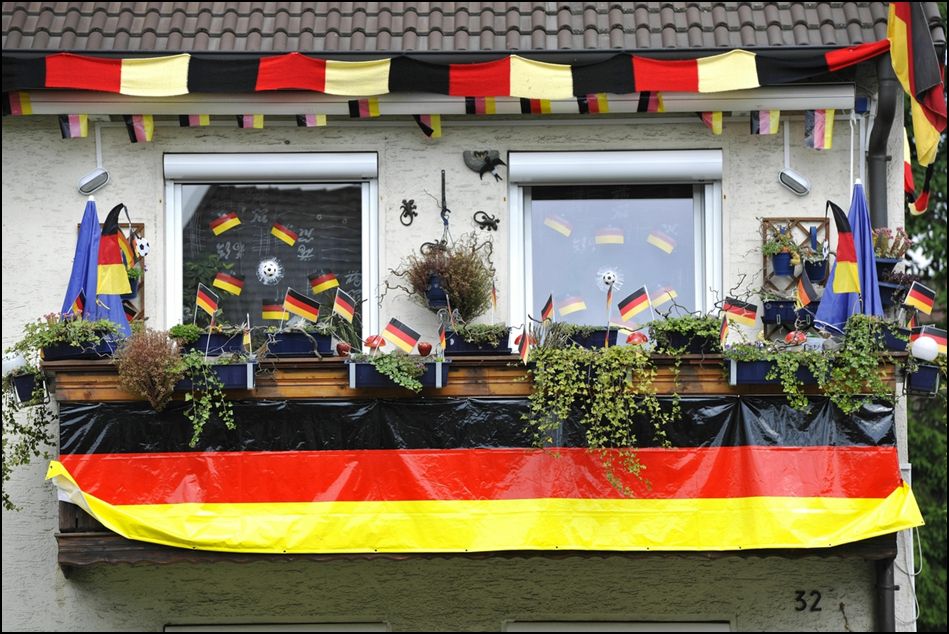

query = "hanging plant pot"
444;331;511;356
121;276;140;300
266;331;334;357
907;364;940;395
42;336;118;361
803;260;827;283
347;360;450;389
426;273;449;309
183;333;245;356
875;257;901;281
568;329;618;350
771;252;794;276
10;373;43;404
762;300;797;326
728;360;818;386
878;281;903;309
175;362;256;391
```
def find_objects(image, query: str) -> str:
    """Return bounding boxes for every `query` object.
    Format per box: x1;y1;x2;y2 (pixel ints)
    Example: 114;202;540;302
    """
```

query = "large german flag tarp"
48;397;921;554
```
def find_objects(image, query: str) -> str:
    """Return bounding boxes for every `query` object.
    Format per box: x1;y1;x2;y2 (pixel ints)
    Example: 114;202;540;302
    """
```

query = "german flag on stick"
271;223;298;247
383;319;421;353
719;316;729;348
209;213;240;236
333;288;356;323
69;290;85;318
97;203;132;295
283;288;320;322
618;287;650;321
903;282;935;315
828;201;860;294
911;326;947;356
518;326;531;364
540;294;554;322
262;300;289;321
195;283;219;317
795;271;819;309
309;272;340;294
723;298;757;327
438;324;447;351
212;272;246;296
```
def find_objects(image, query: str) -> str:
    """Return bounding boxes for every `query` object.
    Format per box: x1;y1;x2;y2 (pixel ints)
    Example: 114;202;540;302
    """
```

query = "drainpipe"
867;52;899;228
875;558;897;632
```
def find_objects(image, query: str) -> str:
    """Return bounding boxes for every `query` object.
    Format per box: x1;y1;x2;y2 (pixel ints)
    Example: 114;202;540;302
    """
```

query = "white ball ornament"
911;336;939;362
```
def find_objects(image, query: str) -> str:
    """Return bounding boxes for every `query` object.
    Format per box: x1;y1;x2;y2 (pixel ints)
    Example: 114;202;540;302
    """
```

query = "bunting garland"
236;114;264;129
58;114;88;138
123;114;154;142
804;109;835;150
413;114;442;138
296;114;327;128
178;114;210;127
699;111;723;135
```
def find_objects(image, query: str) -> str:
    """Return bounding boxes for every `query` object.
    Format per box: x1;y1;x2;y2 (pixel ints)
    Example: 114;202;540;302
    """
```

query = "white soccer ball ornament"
257;257;284;285
134;237;150;258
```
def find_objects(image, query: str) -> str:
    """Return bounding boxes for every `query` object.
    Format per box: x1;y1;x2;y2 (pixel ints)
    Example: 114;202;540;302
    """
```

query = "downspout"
876;559;897;632
867;52;899;228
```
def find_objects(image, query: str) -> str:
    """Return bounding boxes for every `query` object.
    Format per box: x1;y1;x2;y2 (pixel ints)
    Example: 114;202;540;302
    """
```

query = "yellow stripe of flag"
697;49;760;93
324;59;391;96
510;56;575;100
823;108;835;149
120;54;190;96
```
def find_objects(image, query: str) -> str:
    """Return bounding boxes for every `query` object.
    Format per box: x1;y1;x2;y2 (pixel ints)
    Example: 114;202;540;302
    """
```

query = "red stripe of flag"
45;53;122;92
448;57;511;96
255;52;326;91
825;39;892;72
383;319;421;347
58;446;903;505
632;56;699;92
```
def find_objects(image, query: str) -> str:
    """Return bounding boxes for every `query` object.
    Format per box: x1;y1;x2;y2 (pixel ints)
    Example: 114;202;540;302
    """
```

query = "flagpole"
279;288;287;333
645;286;656;323
204;313;214;360
605;283;613;348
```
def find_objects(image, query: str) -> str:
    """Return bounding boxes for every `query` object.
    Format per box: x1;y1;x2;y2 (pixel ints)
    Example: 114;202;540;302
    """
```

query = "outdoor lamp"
911;336;939;362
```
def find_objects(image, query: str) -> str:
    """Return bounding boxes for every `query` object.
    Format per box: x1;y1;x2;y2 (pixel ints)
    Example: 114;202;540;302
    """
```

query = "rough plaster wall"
1;109;913;631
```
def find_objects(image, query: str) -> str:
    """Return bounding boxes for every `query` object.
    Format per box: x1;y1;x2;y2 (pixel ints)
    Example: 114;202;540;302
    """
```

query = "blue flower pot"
771;253;794;276
175;362;256;391
728;360;818;385
875;257;901;281
880;328;909;352
121;276;140;300
266;332;334;357
444;331;511;356
762;300;797;326
11;373;40;403
568;329;618;349
426;274;448;309
347;360;450;389
878;281;903;309
184;333;244;357
907;364;940;395
42;336;118;361
804;260;827;283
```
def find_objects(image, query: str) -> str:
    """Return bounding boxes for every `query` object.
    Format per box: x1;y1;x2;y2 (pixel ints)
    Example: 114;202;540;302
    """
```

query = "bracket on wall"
399;199;418;227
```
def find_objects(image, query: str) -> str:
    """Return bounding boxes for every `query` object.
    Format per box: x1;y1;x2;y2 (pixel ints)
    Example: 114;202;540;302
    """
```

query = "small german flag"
518;326;531;364
465;97;496;115
543;215;573;237
333;288;356;323
750;109;780;135
903;281;935;315
309;272;340;294
242;324;252;351
196;283;219;316
348;97;380;118
262;300;289;321
124;114;154;142
795;271;819;309
577;93;609;114
595;227;625;245
271;223;298;247
97;203;132;295
296;114;327;128
383;319;421;353
284;288;320;322
69;290;85;317
719;316;729;347
647;230;676;254
911;326;947;356
438;324;447;350
559;296;587;317
829;201;860;294
635;91;662;113
117;229;136;269
59;114;88;138
700;111;723;135
652;287;678;308
413;114;442;138
236;114;264;129
618;287;650;321
520;98;552;114
804;109;835;149
122;299;137;321
723;297;757;326
212;271;246;296
907;312;918;330
179;115;210;127
491;282;498;311
209;213;241;236
541;294;554;322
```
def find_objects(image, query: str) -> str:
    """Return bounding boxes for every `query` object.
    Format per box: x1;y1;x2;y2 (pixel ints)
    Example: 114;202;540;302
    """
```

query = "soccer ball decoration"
595;266;624;292
256;257;284;285
133;236;150;258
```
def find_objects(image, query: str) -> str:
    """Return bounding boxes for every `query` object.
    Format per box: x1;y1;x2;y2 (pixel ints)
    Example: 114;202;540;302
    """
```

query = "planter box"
762;300;797;326
907;364;940;395
184;333;244;357
175;362;256;391
795;302;819;329
804;260;827;283
266;332;334;357
42;337;117;361
568;329;618;350
875;257;901;281
11;373;42;404
444;331;511;356
347;360;450;389
660;332;719;355
728;359;818;386
880;328;909;353
878;281;903;309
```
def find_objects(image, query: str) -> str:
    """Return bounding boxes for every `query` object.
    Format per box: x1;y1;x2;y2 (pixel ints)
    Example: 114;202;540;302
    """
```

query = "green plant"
389;233;494;322
725;342;831;410
182;254;233;322
179;351;236;447
357;351;427;392
168;323;203;345
650;314;721;354
451;323;509;346
1;367;54;510
872;227;913;259
10;314;121;359
114;329;185;411
800;242;826;263
126;266;142;281
762;226;800;257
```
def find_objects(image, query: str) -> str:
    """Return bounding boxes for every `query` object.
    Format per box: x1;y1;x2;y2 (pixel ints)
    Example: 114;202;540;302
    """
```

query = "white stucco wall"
2;102;914;632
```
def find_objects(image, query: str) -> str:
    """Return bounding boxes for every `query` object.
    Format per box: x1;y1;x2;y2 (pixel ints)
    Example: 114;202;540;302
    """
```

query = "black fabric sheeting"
60;396;894;455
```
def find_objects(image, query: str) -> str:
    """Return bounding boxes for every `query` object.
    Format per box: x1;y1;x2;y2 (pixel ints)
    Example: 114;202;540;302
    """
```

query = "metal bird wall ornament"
463;150;507;181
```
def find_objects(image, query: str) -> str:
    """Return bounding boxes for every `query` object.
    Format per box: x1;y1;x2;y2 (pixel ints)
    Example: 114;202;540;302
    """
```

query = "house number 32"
794;590;823;612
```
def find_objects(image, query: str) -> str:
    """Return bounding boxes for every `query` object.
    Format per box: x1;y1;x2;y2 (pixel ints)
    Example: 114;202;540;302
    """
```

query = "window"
164;154;379;334
508;151;722;328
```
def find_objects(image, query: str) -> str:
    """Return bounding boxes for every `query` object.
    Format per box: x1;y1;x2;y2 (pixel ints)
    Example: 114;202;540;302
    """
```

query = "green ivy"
650;314;721;355
179;352;236;447
1;369;54;511
451;323;509;346
364;352;426;392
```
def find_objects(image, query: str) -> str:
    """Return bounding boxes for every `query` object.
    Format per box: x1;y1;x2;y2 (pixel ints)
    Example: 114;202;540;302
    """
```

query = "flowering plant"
872;227;912;259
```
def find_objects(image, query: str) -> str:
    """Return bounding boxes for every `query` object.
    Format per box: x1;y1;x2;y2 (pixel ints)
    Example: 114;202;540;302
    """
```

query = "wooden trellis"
761;217;830;295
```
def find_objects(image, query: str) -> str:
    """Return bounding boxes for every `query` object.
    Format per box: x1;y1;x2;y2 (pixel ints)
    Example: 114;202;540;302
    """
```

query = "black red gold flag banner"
383;318;421;353
520;98;551;114
47;397;922;554
179;114;210;127
116;228;135;269
723;297;757;326
577;93;608;114
5;91;32;115
796;271;819;309
438;324;447;350
804;109;834;149
348;97;380;118
719;316;729;347
559;296;587;317
828;200;860;295
309;272;339;294
209;213;240;236
595;227;624;245
283;288;320;322
333;288;356;323
903;281;935;315
69;289;85;317
909;162;935;216
413;114;442;138
699;111;723;135
652;287;677;308
123;114;154;142
543;214;573;237
271;223;298;246
262;300;289;321
212;272;246;296
97;203;132;295
750;109;780;135
195;283;219;316
647;230;676;254
236;114;264;128
541;294;554;322
464;97;496;115
58;114;88;138
618;287;649;322
518;326;530;364
296;114;327;127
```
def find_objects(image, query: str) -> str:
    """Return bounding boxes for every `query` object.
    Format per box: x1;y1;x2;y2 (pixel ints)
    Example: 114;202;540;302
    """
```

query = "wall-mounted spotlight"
778;120;811;196
77;123;110;195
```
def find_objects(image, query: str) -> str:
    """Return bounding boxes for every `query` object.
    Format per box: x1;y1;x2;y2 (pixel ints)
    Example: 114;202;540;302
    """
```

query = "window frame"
163;153;379;336
507;151;722;330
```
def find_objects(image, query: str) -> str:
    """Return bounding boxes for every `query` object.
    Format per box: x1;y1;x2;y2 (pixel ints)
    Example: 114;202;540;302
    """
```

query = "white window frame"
508;150;723;330
163;153;379;336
